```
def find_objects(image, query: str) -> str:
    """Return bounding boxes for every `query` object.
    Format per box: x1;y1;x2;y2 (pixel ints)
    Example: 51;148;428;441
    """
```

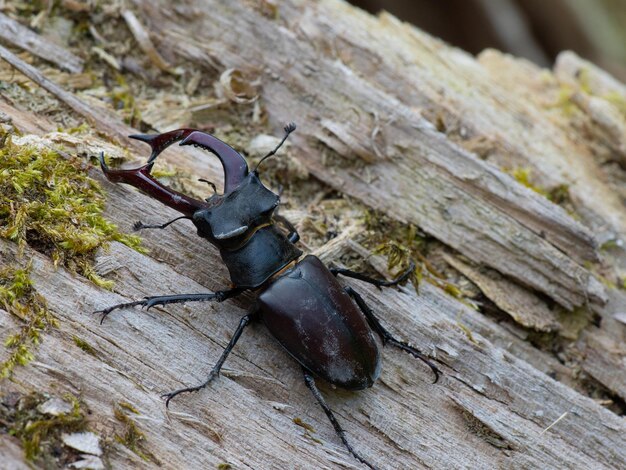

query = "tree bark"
1;1;625;469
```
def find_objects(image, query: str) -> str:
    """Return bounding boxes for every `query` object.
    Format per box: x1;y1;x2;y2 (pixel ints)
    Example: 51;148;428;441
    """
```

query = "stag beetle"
95;124;440;469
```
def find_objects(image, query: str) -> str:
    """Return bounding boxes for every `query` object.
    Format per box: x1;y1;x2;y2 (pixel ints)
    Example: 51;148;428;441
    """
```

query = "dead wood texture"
1;1;626;469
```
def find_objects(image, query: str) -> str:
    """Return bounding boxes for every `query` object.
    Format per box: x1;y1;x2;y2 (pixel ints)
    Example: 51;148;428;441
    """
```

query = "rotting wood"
554;51;626;168
442;253;561;333
0;44;129;148
0;13;84;74
0;1;625;469
0;44;231;198
134;0;611;310
2;234;626;469
0;18;608;310
121;10;177;74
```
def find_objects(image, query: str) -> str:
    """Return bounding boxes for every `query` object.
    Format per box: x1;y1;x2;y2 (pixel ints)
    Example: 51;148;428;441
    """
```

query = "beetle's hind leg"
330;261;415;287
344;286;441;383
162;312;254;407
303;369;376;470
95;287;244;324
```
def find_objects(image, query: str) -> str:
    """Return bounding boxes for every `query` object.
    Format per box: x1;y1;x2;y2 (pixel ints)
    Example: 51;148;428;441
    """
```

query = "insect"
95;123;440;469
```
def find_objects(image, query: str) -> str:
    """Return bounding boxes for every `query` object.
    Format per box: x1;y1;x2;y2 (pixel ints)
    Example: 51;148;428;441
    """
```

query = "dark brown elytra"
95;123;440;469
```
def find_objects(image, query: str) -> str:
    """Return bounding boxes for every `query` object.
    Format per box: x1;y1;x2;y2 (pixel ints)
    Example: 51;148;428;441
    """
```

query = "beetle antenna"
253;122;296;172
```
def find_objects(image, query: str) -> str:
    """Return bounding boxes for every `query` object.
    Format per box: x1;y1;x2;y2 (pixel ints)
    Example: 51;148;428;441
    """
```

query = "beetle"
95;123;440;469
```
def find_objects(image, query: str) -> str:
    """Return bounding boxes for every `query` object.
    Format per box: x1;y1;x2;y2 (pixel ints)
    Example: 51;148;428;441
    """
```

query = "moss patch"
117;401;139;414
113;405;158;463
293;417;322;444
108;74;142;128
363;210;428;287
0;392;87;464
361;209;469;301
0;133;142;288
0;131;142;376
0;264;57;378
72;335;97;357
509;167;571;205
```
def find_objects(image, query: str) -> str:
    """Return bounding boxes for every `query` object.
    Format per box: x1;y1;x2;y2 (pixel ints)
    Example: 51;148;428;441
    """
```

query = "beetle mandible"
96;124;440;469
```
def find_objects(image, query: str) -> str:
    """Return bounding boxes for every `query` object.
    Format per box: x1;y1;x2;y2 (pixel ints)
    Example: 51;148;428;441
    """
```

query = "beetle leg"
303;368;376;470
162;312;254;407
344;286;441;384
330;261;415;287
133;215;191;231
95;288;244;324
274;213;300;243
272;187;299;243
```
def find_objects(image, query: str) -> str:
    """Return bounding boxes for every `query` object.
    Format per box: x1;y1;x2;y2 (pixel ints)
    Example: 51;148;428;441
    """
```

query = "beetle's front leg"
344;286;441;383
133;215;190;231
95;287;244;324
162;310;255;407
274;213;300;243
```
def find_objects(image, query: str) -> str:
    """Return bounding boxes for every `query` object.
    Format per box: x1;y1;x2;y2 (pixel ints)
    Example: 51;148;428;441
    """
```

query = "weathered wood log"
137;0;614;310
0;13;84;73
1;1;626;469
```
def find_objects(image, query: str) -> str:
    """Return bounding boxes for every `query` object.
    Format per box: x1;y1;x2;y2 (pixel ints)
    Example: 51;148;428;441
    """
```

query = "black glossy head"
192;172;279;247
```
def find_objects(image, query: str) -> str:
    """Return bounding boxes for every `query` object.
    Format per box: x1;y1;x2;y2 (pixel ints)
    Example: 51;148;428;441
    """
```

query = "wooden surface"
1;1;625;469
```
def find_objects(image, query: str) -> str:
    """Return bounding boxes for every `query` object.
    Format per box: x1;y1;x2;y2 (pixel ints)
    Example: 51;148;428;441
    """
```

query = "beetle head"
101;126;293;249
192;171;279;247
185;123;296;247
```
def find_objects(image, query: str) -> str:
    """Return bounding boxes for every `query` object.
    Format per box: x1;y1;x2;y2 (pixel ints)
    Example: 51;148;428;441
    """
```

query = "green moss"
603;91;626;116
0;264;57;378
293;417;315;433
362;209;455;295
60;122;91;135
510;167;545;195
546;183;570;205
217;464;232;470
600;239;619;251
151;167;178;178
576;67;594;95
0;133;143;288
549;85;578;116
0;132;142;376
444;283;464;299
508;167;571;205
363;210;426;287
72;335;97;357
109;75;142;128
1;392;87;463
293;417;322;444
557;306;590;341
114;406;158;463
456;316;479;346
118;401;139;414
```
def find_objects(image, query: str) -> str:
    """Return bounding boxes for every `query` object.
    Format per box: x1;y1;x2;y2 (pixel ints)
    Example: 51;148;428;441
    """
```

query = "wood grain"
1;1;625;468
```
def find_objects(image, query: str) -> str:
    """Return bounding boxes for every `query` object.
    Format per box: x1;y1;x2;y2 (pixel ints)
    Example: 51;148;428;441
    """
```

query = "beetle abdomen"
257;255;381;390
